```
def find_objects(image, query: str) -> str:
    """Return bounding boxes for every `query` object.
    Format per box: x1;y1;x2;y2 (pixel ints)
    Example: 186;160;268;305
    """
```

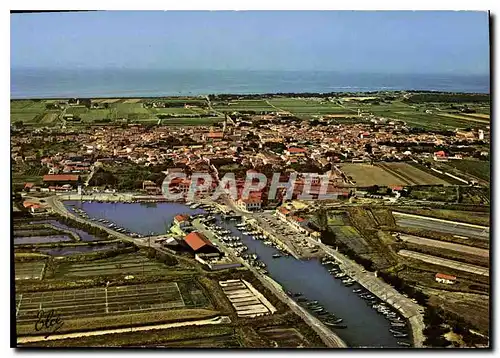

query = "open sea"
10;68;490;99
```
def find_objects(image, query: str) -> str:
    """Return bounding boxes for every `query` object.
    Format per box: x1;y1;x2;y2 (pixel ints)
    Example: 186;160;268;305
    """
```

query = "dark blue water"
11;68;489;98
63;201;408;347
65;201;206;235
216;218;404;348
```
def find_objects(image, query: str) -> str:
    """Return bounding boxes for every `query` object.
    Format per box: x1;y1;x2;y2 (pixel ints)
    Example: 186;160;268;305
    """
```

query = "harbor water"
63;201;409;347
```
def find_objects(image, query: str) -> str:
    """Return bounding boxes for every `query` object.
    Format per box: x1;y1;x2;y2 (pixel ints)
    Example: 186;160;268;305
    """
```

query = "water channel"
63;201;408;347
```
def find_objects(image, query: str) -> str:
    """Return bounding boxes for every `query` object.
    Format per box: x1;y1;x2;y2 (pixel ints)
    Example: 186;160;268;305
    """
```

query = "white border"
3;2;497;358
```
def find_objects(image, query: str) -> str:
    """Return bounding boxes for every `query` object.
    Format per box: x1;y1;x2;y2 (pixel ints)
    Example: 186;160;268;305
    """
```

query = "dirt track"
398;234;489;258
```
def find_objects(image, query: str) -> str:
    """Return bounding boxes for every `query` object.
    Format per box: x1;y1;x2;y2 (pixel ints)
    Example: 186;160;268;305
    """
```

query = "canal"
64;201;407;347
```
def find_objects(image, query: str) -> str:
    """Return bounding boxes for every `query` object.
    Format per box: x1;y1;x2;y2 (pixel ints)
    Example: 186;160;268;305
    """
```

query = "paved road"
193;219;347;348
399;250;489;277
393;212;490;240
17;316;231;344
398;234;489;258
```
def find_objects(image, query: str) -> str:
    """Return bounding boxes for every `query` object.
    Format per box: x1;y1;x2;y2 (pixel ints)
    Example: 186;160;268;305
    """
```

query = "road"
17;316;231;344
398;234;489;258
393;212;490;240
192;219;347;348
398;250;489;277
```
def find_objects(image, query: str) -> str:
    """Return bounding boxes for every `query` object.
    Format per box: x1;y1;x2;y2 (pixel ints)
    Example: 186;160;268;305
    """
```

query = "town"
12;92;490;348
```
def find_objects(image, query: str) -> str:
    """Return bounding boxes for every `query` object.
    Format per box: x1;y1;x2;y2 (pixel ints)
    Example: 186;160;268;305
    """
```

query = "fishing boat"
307;301;319;306
353;288;363;293
393;333;408;338
390;329;407;335
308;305;322;310
397;341;411;347
325;323;347;329
272;254;281;258
391;322;406;328
311;306;324;312
326;318;343;324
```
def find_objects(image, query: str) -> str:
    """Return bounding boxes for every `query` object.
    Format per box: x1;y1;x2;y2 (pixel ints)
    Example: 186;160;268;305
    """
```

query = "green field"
444;159;490;182
49;253;184;279
268;98;352;116
214;99;276;112
11;100;47;123
11;95;490;130
150;107;207;116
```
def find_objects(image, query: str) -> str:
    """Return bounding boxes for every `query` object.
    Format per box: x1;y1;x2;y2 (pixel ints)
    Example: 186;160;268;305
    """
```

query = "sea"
10;68;490;99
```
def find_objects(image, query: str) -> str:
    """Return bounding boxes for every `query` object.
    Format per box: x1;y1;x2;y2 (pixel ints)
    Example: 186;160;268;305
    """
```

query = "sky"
10;11;490;74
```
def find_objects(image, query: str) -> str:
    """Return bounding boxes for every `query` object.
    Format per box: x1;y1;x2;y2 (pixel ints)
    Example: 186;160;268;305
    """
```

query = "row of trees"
405;93;490;104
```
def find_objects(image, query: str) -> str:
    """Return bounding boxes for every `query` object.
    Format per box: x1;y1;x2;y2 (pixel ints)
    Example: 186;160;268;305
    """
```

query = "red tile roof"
23;201;37;208
435;273;456;281
287;147;306;154
207;132;224;139
43;174;79;182
174;214;190;223
279;207;290;215
184;232;214;251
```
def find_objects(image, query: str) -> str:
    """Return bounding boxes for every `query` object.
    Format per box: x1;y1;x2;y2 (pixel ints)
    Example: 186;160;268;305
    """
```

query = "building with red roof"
184;232;219;254
286;147;307;156
237;192;262;211
435;273;456;284
43;174;80;187
205;132;224;141
174;214;191;227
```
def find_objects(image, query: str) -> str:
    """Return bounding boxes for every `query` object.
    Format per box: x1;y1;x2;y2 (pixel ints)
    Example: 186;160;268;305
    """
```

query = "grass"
268;98;351;116
444;159;490;182
339;162;407;187
214;99;276;112
378;162;450;186
16;308;219;336
149;107;207;116
11;101;48;123
327;214;345;226
10;97;491;130
49;253;190;279
113;103;151;119
20;324;236;348
66;106;88;115
393;207;489;226
80;109;113;122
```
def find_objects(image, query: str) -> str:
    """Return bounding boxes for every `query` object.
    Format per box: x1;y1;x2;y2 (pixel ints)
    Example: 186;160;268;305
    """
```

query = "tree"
315;206;328;231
